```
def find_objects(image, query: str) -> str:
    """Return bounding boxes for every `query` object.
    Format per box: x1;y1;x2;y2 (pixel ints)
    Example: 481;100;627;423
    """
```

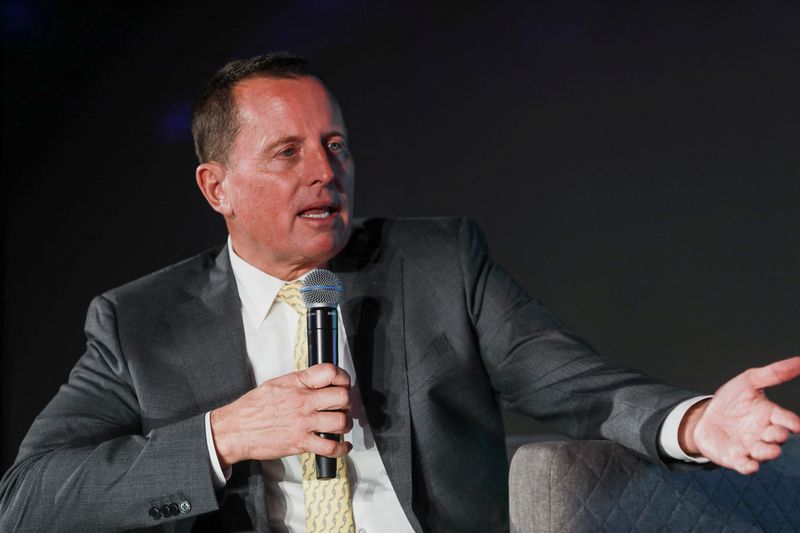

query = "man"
1;53;798;532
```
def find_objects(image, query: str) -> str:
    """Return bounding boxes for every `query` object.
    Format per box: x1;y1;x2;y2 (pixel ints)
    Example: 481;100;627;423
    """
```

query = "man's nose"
307;143;336;187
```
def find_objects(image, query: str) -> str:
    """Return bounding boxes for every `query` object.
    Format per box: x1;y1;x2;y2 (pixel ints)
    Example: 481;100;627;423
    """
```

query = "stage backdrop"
3;0;799;471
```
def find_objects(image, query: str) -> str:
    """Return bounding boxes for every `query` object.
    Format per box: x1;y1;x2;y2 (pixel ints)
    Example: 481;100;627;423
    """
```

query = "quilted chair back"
509;437;800;532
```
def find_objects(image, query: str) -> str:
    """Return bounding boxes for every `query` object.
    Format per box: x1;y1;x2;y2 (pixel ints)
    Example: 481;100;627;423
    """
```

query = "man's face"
219;76;354;278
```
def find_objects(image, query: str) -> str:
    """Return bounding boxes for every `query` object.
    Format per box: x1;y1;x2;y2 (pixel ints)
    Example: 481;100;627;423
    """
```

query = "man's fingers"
310;385;351;412
769;405;800;433
746;356;800;389
720;443;760;474
749;441;782;462
327;366;352;387
303;434;352;458
763;425;790;444
312;411;353;434
297;364;351;390
733;457;759;475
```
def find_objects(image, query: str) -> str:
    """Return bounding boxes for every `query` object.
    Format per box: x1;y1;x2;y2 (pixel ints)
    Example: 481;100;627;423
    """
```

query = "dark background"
3;1;799;472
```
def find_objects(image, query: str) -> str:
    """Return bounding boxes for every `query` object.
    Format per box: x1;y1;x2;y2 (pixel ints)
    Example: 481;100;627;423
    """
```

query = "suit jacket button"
169;502;180;516
179;500;191;514
149;507;162;520
159;504;171;518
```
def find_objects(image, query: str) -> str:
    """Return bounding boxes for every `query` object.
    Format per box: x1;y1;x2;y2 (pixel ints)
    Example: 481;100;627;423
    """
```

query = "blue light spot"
158;101;192;144
3;1;35;37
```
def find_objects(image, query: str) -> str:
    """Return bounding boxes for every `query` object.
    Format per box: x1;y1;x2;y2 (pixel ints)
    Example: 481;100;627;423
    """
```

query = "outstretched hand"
681;356;800;474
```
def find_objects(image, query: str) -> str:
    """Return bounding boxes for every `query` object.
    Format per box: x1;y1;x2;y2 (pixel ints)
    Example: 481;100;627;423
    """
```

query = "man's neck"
227;240;328;281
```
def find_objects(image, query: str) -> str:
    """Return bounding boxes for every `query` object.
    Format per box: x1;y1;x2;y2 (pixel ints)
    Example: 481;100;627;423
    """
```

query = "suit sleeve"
458;217;700;465
0;295;220;532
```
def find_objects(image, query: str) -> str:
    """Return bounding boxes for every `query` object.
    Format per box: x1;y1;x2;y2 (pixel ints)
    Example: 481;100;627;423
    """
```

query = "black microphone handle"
306;306;339;479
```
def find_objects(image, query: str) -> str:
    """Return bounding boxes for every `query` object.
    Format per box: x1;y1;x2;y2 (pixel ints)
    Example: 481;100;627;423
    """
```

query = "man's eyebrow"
262;135;303;153
323;129;348;139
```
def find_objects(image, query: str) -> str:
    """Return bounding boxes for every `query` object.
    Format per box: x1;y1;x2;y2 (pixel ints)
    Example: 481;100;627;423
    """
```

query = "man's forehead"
232;75;344;124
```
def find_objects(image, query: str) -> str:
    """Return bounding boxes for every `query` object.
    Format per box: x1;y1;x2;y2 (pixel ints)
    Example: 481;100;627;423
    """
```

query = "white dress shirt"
204;239;709;530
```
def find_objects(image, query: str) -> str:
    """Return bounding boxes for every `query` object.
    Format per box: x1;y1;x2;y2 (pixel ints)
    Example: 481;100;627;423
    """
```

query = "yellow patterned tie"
276;281;355;533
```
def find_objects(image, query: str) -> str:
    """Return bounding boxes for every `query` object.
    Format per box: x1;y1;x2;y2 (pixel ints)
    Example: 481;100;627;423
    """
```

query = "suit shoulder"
355;216;483;253
100;246;224;309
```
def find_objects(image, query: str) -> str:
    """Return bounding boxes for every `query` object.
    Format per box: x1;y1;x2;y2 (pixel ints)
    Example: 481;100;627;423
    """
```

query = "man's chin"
301;232;351;267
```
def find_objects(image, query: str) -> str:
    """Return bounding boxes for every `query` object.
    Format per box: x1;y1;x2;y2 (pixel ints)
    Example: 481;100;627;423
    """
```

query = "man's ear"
196;161;233;216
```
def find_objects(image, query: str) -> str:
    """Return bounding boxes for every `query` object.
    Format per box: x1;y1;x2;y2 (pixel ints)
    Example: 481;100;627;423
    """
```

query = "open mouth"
298;204;340;219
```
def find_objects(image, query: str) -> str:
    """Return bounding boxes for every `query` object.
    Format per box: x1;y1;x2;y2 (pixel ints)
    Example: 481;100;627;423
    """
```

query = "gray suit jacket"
0;217;697;532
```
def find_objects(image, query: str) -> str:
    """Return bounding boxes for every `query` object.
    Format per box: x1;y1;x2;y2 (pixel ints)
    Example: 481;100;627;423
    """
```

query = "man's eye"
278;147;296;158
328;141;345;152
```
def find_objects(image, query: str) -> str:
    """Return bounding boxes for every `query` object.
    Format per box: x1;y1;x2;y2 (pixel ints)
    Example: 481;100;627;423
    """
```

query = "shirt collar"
227;237;301;326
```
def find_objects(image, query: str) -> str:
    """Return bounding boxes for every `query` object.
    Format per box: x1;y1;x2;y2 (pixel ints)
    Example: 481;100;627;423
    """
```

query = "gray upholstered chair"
509;437;800;532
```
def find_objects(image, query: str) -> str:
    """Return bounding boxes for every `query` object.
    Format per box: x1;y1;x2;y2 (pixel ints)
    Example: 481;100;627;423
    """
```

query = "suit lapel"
165;247;268;532
167;247;254;411
333;222;420;531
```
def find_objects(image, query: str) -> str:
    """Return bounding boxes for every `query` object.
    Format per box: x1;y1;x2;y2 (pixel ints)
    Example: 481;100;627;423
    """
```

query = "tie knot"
276;280;305;315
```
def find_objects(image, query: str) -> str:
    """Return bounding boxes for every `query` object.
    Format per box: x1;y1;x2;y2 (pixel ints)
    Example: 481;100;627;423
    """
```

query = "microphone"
300;269;344;480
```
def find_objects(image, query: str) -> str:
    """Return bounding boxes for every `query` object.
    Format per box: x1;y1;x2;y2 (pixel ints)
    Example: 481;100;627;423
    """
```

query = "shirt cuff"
205;411;232;486
659;395;713;463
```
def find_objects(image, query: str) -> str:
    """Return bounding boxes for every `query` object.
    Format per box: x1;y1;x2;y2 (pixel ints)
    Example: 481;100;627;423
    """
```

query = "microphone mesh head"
301;269;344;306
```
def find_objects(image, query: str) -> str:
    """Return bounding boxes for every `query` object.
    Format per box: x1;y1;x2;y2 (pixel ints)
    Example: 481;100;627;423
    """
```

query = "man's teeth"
300;210;332;219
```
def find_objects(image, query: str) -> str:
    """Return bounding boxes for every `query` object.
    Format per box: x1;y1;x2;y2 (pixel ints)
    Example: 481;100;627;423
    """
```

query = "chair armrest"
509;438;800;532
